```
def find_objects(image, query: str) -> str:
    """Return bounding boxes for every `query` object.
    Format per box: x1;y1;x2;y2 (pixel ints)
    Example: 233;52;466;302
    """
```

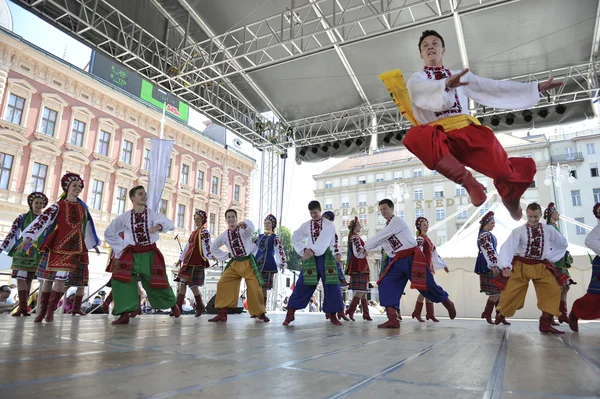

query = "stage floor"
1;312;599;399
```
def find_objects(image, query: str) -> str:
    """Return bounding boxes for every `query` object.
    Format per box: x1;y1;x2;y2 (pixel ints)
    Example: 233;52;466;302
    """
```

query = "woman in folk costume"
322;211;350;321
19;173;100;323
475;211;510;325
0;192;49;316
175;210;215;317
344;217;372;321
253;214;287;311
544;202;575;325
569;203;600;332
411;217;450;322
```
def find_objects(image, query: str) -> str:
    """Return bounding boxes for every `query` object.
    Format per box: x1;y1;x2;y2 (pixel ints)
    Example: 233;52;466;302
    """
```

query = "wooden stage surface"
1;312;599;398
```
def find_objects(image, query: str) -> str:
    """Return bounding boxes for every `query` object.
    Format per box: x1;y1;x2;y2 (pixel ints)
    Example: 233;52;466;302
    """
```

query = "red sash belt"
376;246;429;291
112;243;170;289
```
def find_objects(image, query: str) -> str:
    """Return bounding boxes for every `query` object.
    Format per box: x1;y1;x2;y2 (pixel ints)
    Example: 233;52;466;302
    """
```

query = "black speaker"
205;294;244;314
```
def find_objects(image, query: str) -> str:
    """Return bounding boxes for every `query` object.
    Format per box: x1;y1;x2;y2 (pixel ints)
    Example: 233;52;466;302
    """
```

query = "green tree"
278;226;302;271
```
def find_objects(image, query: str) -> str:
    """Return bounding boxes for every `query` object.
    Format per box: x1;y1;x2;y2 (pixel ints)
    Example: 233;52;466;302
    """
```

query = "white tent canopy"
437;202;591;259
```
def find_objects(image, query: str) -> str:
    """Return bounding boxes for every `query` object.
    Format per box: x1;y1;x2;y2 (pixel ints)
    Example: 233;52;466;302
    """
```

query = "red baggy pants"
571;293;600;320
403;124;536;202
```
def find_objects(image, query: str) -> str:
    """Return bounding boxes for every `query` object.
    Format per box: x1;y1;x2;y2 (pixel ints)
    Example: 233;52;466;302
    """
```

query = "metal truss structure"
15;0;289;150
258;148;284;228
284;62;600;148
15;0;600;151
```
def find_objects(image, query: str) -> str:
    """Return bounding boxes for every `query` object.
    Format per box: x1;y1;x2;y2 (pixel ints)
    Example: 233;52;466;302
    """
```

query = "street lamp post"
544;162;575;239
387;181;410;213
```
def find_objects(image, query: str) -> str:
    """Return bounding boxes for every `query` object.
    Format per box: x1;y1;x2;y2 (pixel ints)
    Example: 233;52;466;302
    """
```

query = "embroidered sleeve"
23;204;59;242
274;236;287;268
333;233;340;256
351;234;366;259
416;236;425;251
201;229;214;259
432;248;447;269
179;238;191;262
0;214;24;252
478;232;498;268
364;217;408;251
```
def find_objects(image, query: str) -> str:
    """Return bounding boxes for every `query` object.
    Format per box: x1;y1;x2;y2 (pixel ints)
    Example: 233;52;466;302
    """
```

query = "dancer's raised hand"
445;68;469;89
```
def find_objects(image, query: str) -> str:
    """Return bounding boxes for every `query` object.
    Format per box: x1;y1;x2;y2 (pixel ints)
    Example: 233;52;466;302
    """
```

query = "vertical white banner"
147;138;174;212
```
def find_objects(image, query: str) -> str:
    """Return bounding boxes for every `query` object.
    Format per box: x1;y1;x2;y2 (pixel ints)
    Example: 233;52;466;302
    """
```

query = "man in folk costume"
208;209;269;323
104;185;180;325
568;203;600;332
364;199;456;329
495;203;569;334
322;210;350;321
253;214;287;312
379;30;561;221
0;192;48;316
544;202;575;325
411;217;451;323
344;217;372;321
284;201;344;326
475;211;510;325
19;173;100;323
175;210;215;317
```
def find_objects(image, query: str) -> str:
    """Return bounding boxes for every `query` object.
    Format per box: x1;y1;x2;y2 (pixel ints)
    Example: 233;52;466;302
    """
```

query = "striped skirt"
36;252;69;281
349;273;370;292
178;265;206;287
479;272;501;296
262;271;276;290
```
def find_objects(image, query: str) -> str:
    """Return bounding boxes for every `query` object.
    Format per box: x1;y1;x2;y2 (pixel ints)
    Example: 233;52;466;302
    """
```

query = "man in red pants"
392;30;561;220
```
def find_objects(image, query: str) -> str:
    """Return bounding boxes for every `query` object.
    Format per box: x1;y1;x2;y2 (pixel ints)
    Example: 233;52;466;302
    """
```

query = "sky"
7;1;342;232
8;1;92;69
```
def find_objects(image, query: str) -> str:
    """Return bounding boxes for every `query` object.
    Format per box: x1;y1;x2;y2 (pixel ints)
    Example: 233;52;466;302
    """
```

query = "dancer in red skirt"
381;30;561;220
568;203;600;332
19;173;100;323
175;210;216;317
411;217;450;323
344;217;372;321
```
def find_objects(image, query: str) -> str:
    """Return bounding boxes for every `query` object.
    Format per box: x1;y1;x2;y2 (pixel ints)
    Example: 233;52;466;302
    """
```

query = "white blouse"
212;220;254;261
364;216;417;257
498;223;568;269
104;208;174;259
407;69;540;125
585;223;600;256
292;218;337;257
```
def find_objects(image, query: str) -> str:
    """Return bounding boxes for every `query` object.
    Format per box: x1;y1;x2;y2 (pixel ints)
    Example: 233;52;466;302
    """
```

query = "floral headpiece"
265;214;277;229
480;211;494;227
544;202;557;221
27;192;48;208
60;173;84;192
194;209;207;225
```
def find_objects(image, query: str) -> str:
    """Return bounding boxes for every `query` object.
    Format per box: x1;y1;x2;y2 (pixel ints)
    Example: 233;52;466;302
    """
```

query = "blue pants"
336;262;346;281
378;255;449;308
288;255;343;313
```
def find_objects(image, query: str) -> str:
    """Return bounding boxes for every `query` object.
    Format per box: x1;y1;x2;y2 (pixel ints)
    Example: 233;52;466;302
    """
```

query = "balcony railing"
551;153;584;163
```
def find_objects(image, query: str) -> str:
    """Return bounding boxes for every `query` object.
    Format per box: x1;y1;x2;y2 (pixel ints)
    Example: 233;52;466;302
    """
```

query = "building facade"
314;131;600;277
0;31;255;283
